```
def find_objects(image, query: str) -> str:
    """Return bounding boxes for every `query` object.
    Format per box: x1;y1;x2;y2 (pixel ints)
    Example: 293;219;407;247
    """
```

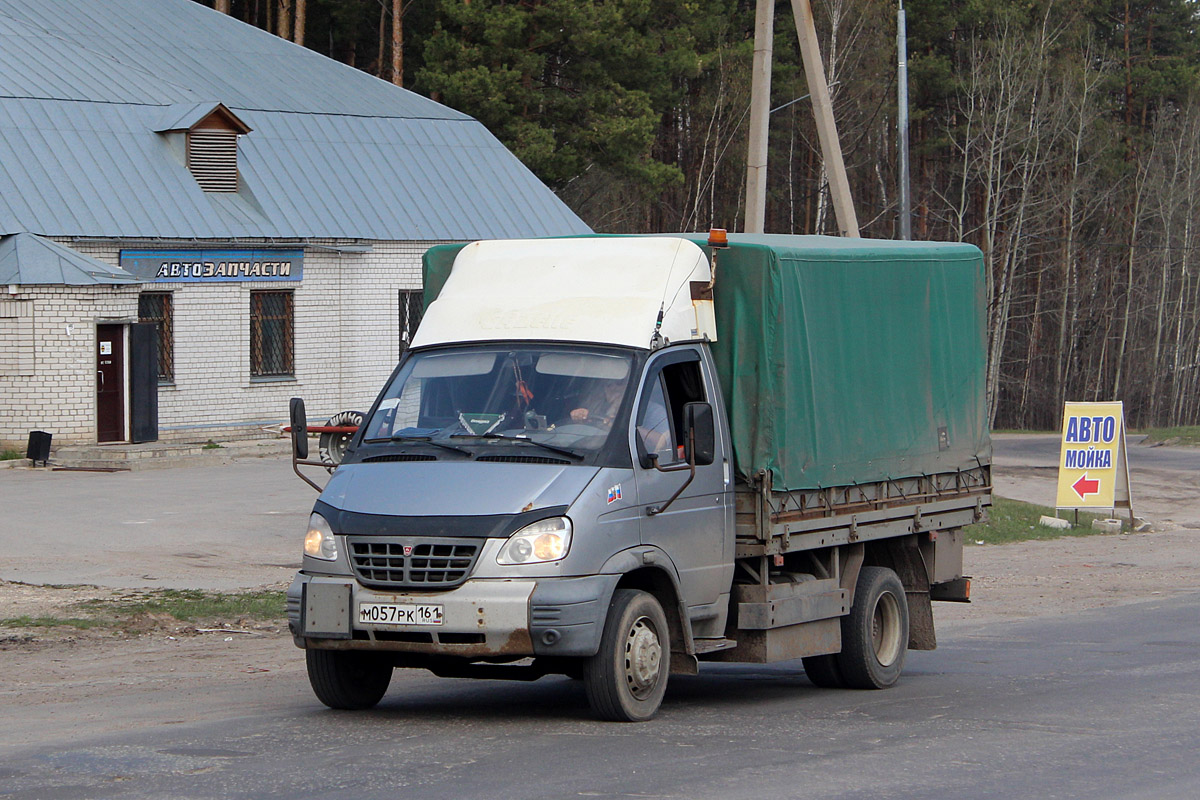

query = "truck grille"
345;537;480;589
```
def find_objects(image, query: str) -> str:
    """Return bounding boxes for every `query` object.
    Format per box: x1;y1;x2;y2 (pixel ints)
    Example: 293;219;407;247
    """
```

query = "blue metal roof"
0;0;590;241
0;233;139;285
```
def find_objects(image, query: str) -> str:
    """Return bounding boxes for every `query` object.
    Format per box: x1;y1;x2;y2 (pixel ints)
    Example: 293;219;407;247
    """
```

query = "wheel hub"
625;617;662;698
871;592;902;667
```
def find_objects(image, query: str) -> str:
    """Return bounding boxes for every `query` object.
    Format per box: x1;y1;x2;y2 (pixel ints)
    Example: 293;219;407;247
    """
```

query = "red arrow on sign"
1072;474;1100;500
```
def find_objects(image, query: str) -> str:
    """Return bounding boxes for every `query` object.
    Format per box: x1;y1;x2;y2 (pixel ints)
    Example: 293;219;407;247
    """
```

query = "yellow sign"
1055;401;1133;518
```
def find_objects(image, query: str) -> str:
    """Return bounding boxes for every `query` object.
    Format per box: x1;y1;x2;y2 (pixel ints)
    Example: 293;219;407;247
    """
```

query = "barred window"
250;291;294;377
138;292;174;382
399;289;424;358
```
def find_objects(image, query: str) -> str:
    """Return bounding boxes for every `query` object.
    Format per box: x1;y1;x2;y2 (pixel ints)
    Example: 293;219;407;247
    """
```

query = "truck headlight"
304;513;338;561
497;517;572;565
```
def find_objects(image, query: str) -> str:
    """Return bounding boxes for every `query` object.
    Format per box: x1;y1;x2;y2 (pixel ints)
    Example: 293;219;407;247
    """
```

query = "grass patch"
76;588;283;622
1;615;106;630
1138;426;1200;446
202;440;223;450
0;588;285;633
972;496;1115;545
0;448;22;460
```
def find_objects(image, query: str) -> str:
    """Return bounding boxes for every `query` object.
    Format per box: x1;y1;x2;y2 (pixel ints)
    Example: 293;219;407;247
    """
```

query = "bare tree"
294;0;306;46
1052;44;1110;415
391;0;403;86
954;14;1062;424
276;0;291;41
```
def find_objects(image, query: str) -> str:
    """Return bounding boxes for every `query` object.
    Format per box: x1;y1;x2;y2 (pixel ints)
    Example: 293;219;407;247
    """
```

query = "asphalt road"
2;593;1199;800
0;458;312;589
992;432;1200;472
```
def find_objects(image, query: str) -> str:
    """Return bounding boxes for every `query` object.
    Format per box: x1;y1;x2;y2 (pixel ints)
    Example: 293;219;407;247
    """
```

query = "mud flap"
906;590;937;650
882;537;937;651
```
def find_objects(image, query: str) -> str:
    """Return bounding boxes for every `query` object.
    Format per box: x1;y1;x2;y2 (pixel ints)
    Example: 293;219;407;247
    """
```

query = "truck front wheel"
836;566;909;689
306;649;393;710
583;589;670;722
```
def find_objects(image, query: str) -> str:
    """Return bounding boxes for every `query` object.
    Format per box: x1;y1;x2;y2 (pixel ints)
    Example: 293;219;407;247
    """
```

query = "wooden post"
789;0;859;237
744;0;775;234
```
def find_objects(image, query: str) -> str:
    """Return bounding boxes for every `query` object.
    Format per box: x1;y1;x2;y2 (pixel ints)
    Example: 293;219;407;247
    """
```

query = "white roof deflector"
412;237;717;350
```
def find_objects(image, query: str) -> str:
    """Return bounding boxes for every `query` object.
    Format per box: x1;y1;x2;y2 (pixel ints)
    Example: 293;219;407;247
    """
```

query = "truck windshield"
361;346;636;456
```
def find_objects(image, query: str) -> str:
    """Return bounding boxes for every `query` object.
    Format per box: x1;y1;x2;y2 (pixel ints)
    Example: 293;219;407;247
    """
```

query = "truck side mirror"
684;402;715;466
290;397;309;460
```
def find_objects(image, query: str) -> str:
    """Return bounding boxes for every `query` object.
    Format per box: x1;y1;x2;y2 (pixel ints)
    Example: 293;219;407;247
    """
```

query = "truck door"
632;346;732;633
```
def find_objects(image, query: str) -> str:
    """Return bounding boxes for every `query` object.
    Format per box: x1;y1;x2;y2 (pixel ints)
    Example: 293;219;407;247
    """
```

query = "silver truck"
286;233;991;721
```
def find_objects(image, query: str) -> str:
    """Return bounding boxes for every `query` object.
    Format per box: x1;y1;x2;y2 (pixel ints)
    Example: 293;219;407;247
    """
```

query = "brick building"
0;0;589;448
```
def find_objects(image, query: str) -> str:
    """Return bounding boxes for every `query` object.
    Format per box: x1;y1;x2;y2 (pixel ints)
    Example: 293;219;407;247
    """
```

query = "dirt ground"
935;462;1200;631
1;456;1198;726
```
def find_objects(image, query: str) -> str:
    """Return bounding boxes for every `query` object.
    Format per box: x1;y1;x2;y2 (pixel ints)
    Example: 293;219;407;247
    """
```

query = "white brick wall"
0;299;35;375
0;238;456;447
0;284;140;444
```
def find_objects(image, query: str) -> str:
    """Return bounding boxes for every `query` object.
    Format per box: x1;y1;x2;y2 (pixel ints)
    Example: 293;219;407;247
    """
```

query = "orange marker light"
708;228;728;248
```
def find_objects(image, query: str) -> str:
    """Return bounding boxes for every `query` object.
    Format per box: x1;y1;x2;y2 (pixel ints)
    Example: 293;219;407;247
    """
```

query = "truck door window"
638;357;707;465
638;377;675;462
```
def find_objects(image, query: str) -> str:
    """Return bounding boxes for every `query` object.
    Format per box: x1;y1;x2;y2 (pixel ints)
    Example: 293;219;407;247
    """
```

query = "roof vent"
155;103;252;194
188;128;239;192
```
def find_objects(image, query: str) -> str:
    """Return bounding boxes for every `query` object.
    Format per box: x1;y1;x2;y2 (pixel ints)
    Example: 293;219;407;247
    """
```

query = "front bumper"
288;572;618;659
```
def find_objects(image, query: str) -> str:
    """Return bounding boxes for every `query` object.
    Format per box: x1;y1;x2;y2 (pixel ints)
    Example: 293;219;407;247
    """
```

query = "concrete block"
1038;515;1071;530
1091;518;1123;534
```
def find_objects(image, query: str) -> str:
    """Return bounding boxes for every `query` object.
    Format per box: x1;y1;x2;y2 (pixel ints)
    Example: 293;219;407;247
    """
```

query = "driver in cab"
567;379;624;429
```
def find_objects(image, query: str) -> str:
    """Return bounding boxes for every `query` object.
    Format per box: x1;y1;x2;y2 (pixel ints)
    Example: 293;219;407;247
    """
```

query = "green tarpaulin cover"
422;243;463;311
689;234;989;490
422;234;990;491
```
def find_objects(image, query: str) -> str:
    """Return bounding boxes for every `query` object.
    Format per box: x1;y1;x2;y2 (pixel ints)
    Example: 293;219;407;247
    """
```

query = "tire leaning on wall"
318;410;363;472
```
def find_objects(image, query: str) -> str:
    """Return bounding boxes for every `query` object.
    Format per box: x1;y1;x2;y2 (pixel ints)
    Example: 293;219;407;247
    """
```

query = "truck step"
693;638;737;655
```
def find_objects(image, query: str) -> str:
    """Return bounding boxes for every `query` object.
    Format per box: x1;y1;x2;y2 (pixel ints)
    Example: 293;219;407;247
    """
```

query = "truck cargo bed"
734;465;990;557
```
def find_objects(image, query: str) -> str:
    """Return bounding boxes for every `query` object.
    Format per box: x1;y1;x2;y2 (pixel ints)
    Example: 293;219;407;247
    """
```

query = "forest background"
198;0;1200;431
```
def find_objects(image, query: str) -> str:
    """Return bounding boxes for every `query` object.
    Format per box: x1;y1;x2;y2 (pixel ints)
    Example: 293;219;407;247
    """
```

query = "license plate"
357;602;443;626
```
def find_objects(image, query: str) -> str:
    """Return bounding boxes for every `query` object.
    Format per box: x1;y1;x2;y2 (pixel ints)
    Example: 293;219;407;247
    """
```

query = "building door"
96;324;126;443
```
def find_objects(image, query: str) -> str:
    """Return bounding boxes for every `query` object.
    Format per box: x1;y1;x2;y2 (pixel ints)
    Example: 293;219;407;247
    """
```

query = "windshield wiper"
363;434;473;456
451;433;584;462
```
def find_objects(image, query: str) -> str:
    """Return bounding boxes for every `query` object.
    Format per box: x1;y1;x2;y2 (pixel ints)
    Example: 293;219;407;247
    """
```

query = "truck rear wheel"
583;589;670;722
306;649;393;710
836;566;909;690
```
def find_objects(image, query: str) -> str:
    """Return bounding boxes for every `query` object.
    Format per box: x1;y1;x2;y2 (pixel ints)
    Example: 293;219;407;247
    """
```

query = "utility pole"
745;1;859;237
897;1;912;240
744;0;775;234
791;0;858;237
